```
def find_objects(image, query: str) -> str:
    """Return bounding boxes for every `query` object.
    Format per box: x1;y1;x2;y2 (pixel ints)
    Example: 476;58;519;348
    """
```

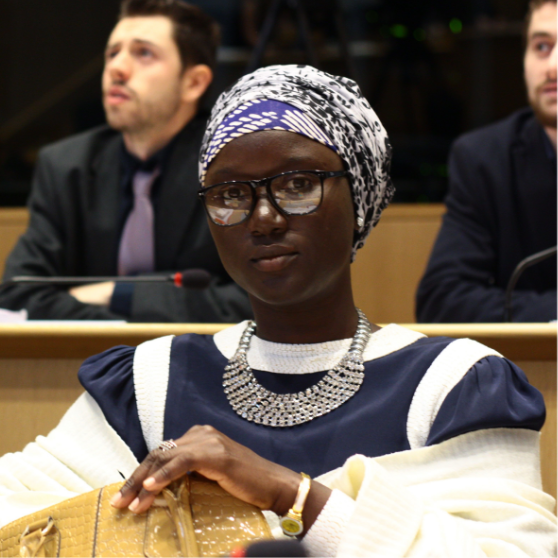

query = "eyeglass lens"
204;172;323;226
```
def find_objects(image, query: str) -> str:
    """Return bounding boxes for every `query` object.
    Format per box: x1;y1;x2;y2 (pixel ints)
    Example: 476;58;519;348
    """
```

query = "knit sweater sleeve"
303;339;552;557
313;429;556;557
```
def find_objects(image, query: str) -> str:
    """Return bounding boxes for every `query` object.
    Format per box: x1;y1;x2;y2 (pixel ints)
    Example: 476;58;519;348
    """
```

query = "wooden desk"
0;208;28;278
0;323;555;500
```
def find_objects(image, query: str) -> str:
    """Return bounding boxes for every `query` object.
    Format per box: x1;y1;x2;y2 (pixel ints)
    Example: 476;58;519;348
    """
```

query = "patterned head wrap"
199;65;394;259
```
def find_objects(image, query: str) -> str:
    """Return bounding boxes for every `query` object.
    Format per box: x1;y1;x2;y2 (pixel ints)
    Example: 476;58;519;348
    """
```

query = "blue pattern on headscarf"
203;99;337;174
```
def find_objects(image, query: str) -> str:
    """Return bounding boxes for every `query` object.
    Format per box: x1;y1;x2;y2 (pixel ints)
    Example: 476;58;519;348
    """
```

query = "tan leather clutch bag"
0;474;272;557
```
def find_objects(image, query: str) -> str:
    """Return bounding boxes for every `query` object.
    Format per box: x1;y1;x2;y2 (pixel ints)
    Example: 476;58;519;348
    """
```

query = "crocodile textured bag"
0;474;272;557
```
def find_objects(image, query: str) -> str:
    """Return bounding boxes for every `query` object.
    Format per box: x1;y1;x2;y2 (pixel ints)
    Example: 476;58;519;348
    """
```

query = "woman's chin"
247;278;314;308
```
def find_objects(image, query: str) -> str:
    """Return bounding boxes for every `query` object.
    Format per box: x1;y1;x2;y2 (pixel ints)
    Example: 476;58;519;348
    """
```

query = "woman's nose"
247;189;288;236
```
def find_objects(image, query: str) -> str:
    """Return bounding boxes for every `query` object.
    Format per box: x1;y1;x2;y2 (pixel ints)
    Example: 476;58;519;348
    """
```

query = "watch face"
281;517;303;536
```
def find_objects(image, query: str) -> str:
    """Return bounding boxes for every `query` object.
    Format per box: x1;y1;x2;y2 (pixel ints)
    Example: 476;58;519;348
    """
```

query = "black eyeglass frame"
197;169;348;227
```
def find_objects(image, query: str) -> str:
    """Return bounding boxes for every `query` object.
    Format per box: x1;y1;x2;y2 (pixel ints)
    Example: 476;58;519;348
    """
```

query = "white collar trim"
213;322;425;374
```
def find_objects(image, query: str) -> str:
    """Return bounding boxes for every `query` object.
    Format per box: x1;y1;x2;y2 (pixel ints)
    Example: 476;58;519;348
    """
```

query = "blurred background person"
416;0;556;323
0;0;253;322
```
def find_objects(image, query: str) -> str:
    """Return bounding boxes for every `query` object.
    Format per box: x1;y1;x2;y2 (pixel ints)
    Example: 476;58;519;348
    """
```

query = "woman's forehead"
205;130;343;182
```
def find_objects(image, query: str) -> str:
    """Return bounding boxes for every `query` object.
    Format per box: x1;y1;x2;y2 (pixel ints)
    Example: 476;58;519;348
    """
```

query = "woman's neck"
249;288;378;344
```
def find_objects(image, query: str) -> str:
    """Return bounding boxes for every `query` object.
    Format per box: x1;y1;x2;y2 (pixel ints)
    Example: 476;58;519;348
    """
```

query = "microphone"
504;246;557;321
6;269;212;290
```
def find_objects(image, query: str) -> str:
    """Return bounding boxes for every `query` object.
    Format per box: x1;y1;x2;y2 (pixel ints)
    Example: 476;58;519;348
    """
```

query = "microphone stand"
504;246;557;322
5;270;212;290
8;275;176;284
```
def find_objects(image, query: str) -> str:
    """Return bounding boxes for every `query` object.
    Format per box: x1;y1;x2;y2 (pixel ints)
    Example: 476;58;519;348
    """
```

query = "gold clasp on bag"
19;517;60;558
143;478;200;558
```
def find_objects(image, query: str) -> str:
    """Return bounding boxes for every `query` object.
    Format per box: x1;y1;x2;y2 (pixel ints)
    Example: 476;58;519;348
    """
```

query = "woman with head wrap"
0;66;554;556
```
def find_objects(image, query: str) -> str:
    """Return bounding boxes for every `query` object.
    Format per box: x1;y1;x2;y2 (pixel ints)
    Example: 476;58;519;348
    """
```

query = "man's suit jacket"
416;108;557;323
0;115;252;322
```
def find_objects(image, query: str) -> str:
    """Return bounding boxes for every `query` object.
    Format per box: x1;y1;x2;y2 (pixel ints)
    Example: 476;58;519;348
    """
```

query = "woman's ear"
181;64;213;105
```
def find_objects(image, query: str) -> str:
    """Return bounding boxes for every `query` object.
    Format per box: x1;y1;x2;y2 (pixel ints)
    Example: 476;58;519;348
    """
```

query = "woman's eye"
224;187;248;199
209;186;251;206
285;178;313;192
288;177;311;188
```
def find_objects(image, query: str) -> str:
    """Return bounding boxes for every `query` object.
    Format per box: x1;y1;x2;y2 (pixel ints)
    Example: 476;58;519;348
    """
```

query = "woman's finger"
141;453;193;491
127;486;159;514
128;454;197;513
110;448;177;508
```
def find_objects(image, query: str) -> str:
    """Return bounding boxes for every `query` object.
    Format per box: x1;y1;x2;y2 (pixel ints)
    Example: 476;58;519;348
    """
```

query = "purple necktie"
117;168;159;276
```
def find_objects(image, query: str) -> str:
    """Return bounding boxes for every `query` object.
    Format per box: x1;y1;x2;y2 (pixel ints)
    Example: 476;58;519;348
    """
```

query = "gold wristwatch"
280;473;311;537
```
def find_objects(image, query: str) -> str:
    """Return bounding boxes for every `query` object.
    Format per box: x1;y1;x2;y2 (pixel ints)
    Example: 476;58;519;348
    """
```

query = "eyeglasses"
198;169;347;227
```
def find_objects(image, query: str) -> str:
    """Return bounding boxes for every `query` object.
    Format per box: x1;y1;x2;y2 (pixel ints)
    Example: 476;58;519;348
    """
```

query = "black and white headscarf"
199;65;394;259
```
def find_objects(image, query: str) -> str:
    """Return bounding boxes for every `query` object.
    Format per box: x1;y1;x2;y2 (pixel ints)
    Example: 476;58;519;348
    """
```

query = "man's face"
524;2;557;128
102;16;184;133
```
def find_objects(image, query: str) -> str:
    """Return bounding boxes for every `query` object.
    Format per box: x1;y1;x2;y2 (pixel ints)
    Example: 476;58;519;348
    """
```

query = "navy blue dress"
79;333;544;478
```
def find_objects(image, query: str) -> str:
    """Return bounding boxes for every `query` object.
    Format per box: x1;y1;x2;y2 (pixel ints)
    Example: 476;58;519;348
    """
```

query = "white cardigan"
0;325;555;556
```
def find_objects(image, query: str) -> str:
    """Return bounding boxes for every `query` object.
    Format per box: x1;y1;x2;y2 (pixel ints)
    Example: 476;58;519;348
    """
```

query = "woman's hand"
110;425;331;531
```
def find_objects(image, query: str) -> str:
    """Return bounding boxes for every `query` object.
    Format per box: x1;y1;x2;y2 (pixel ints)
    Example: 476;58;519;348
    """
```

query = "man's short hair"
119;0;220;70
525;0;557;42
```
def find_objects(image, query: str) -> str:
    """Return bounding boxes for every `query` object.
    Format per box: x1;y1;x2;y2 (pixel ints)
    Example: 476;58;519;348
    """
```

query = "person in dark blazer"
0;0;252;323
416;0;557;323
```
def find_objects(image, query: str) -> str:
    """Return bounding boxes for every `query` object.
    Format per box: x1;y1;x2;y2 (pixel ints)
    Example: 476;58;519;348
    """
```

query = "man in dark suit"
0;0;252;322
416;0;556;323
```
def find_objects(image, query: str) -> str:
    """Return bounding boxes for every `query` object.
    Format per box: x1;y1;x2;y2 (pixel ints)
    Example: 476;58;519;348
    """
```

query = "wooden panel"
0;208;28;278
0;323;226;358
0;358;83;455
403;323;557;361
1;323;553;361
351;204;444;323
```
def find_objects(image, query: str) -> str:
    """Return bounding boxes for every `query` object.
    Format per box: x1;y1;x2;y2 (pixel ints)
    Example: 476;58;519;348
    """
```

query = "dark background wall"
0;0;531;205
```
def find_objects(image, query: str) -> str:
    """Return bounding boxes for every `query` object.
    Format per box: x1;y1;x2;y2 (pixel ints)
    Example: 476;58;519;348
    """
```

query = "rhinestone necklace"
223;308;372;427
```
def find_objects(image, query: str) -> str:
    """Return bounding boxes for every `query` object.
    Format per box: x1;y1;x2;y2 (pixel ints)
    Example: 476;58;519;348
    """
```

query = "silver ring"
158;440;177;451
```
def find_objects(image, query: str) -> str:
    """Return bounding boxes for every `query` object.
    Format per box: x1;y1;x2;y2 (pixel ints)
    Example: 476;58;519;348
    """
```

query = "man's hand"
69;282;115;306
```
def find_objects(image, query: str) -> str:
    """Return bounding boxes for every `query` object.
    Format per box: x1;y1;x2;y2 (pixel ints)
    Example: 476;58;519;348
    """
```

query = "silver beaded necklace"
223;308;372;427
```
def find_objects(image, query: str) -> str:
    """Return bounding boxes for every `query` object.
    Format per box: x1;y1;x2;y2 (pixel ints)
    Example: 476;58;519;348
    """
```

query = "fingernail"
110;492;123;507
144;477;156;489
129;498;140;512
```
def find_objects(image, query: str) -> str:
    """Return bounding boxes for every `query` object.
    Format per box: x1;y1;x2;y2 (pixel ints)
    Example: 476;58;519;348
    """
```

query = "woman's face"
204;130;356;308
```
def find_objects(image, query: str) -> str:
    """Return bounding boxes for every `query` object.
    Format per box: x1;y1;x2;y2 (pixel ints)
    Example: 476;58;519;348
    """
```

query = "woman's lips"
251;253;298;272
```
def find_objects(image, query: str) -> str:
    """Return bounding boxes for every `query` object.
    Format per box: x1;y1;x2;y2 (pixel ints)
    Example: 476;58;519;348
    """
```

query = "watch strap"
281;473;311;536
